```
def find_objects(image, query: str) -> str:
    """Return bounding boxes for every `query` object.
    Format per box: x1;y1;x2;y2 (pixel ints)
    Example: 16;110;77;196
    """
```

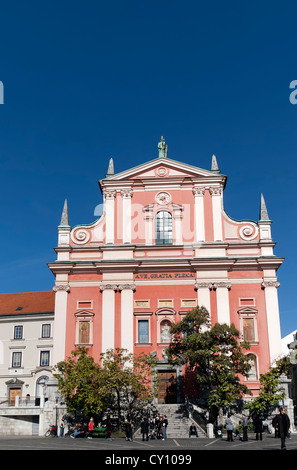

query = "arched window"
155;211;173;245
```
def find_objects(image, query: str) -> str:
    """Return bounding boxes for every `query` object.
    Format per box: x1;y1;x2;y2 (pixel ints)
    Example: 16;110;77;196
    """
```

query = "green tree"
54;347;110;418
167;306;253;424
54;347;158;426
100;348;158;426
246;356;291;416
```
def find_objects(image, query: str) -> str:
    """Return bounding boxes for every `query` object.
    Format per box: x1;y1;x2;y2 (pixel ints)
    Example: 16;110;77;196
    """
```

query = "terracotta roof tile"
0;291;55;315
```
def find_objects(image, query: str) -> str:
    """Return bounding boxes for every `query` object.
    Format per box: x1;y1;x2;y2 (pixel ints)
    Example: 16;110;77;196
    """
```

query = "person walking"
87;417;94;439
225;414;234;442
241;414;248;441
253;414;263;441
59;418;65;438
141;418;149;441
162;415;168;440
124;418;132;441
274;407;290;450
106;418;112;440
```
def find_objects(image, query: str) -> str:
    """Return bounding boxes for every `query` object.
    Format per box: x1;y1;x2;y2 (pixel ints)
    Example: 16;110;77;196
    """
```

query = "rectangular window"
158;299;173;308
134;300;150;308
42;324;51;338
138;320;149;343
12;352;22;368
181;299;197;308
77;301;93;310
239;298;255;306
14;326;23;339
40;351;50;367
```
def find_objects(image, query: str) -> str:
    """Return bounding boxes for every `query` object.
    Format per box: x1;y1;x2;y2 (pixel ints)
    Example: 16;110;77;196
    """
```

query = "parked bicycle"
45;424;57;437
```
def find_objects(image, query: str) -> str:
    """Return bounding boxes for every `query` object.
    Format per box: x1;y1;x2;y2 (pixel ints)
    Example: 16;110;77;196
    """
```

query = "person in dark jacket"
141;418;149;441
189;423;198;437
106;418;112;440
124;418;132;441
274;407;290;450
253;414;263;441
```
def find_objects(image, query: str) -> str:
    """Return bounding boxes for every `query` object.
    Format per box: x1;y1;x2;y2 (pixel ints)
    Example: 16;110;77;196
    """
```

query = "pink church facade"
48;138;284;403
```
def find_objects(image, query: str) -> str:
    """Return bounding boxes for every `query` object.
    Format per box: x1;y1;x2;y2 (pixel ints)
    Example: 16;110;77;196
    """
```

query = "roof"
99;156;227;185
0;291;55;316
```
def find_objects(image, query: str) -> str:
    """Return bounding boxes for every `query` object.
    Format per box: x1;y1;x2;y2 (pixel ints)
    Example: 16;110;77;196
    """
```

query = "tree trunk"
218;407;224;426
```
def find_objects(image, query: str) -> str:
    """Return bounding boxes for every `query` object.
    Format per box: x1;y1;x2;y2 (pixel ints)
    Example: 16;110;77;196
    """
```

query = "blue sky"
0;0;297;337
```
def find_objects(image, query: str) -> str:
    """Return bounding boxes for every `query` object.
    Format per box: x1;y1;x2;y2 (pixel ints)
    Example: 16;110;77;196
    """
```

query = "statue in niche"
160;322;171;342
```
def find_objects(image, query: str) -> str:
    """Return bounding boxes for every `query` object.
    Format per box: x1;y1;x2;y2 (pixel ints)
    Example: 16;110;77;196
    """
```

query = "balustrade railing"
0;396;48;408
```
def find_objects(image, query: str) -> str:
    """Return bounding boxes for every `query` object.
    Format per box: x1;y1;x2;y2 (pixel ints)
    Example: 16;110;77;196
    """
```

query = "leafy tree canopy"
54;347;158;425
167;307;253;420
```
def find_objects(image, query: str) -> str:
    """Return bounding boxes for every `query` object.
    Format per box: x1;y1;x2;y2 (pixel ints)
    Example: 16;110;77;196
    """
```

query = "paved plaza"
0;433;296;453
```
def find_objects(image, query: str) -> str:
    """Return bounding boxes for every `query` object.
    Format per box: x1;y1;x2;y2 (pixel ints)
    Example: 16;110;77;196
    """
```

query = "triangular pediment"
237;307;258;315
101;157;223;182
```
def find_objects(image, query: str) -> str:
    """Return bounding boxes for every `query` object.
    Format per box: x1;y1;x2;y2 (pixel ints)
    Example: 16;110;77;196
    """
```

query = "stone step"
135;404;207;438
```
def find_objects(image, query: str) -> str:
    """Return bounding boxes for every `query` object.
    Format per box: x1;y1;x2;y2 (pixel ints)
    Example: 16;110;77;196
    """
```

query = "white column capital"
209;186;223;196
118;283;136;292
120;188;133;198
103;189;117;199
100;283;118;292
262;281;280;289
195;281;213;290
213;281;231;290
53;284;70;293
192;186;206;196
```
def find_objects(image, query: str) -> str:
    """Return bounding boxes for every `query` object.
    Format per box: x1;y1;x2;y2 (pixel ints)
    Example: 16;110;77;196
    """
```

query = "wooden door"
9;388;21;406
157;371;177;403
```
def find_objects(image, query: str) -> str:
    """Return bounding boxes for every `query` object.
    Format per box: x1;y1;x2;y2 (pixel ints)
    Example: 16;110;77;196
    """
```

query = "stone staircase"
136;404;207;439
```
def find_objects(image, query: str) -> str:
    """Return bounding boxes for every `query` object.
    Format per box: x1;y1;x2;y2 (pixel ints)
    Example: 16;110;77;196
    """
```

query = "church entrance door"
157;371;177;403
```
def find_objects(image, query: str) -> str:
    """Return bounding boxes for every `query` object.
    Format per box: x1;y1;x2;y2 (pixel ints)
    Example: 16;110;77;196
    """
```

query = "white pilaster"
195;281;212;314
193;187;205;242
119;283;136;354
104;189;116;244
172;203;184;245
262;280;282;364
100;284;117;353
213;281;231;325
210;187;223;241
52;284;70;364
143;204;154;245
121;189;133;244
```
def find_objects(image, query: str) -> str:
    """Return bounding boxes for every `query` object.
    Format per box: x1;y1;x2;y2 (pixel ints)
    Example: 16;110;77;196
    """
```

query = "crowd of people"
140;414;168;441
58;405;292;449
224;406;291;450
